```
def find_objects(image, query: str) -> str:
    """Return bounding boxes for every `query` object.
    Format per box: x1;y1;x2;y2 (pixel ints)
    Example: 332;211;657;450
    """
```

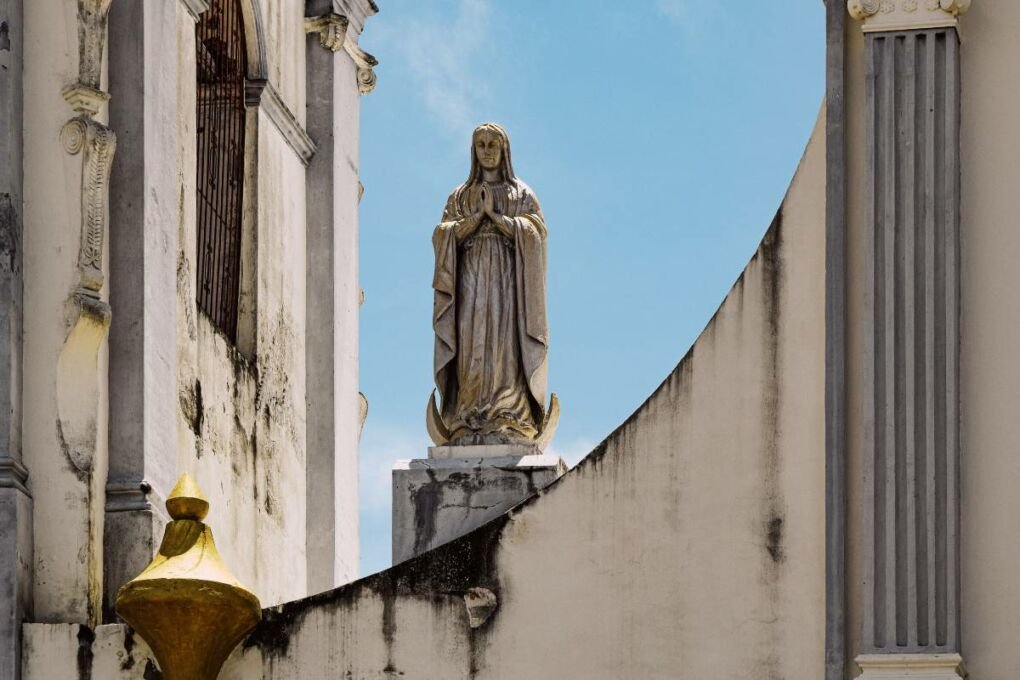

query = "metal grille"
195;0;247;341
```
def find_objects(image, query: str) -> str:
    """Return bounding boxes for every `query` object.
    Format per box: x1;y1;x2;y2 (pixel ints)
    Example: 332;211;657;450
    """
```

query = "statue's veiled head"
467;123;516;184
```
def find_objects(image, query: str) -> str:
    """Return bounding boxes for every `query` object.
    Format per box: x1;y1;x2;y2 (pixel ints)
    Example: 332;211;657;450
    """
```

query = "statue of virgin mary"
427;123;558;448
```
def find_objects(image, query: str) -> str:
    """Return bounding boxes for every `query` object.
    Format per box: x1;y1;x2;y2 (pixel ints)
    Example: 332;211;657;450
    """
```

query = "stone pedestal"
855;654;966;680
392;447;566;564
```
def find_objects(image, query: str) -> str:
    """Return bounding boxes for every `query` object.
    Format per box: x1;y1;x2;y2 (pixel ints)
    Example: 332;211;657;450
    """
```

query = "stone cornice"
848;0;971;32
245;79;317;165
179;0;210;22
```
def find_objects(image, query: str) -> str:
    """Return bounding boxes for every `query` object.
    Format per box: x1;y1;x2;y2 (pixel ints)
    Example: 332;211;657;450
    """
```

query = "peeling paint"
179;378;204;437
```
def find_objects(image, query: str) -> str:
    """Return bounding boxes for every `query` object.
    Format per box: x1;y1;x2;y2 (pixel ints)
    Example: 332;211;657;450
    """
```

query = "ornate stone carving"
61;117;116;295
76;0;113;91
305;12;349;52
343;39;378;95
848;0;970;30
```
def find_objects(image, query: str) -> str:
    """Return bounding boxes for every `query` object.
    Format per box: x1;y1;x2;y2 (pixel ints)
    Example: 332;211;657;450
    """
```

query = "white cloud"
382;0;493;136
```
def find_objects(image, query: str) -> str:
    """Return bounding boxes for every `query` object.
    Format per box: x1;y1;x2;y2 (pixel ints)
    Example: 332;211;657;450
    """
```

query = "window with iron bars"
195;0;247;342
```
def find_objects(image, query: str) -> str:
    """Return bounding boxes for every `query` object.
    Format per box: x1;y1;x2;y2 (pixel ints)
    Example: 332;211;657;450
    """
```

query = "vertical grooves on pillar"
864;28;960;654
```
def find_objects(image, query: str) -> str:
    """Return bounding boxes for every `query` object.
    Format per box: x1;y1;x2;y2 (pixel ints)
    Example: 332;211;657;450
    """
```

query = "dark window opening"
196;0;247;342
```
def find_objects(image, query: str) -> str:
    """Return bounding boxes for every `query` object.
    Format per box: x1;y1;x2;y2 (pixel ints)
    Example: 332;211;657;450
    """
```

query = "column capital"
848;0;970;32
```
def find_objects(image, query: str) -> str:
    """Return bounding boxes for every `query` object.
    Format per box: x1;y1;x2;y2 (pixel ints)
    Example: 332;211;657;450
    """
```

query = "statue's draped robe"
432;179;548;444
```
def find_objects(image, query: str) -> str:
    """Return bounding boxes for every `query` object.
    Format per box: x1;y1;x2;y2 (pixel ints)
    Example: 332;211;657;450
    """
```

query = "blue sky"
357;0;825;577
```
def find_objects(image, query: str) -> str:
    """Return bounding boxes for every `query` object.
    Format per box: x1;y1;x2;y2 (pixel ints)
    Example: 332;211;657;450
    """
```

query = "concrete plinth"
428;443;540;459
855;654;966;680
392;451;566;564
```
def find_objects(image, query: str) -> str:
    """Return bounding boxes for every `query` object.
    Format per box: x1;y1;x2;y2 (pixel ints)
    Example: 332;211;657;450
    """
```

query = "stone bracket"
305;13;349;52
344;39;378;95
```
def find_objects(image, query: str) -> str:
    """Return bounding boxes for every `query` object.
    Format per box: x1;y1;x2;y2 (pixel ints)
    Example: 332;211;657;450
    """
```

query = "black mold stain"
179;379;204;438
120;628;136;671
758;208;786;679
143;659;163;680
766;516;785;563
76;625;95;680
245;513;507;658
0;22;9;52
410;469;442;556
0;194;19;264
381;593;400;675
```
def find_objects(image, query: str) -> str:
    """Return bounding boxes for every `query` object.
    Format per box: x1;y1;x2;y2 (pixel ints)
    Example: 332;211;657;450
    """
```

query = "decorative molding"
306;13;349;52
76;0;113;90
0;456;30;496
105;479;163;513
61;117;116;296
62;84;110;118
848;0;970;31
344;39;378;95
855;654;966;679
179;0;210;21
246;79;316;165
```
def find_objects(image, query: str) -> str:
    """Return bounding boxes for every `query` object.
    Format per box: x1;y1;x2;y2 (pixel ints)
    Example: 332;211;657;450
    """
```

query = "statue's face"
474;131;503;172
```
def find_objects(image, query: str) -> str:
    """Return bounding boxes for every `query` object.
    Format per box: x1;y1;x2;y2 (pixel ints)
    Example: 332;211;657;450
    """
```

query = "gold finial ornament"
115;474;261;680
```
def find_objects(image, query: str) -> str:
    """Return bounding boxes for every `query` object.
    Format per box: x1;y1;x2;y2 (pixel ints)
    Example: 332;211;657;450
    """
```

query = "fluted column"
848;1;969;678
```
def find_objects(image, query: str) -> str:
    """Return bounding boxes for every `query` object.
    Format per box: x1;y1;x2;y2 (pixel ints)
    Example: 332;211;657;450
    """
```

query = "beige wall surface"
206;110;830;680
957;1;1020;676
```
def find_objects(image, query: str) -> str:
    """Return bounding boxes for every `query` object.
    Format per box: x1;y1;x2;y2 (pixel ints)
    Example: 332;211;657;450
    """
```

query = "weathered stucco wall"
173;13;310;606
208;109;827;679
